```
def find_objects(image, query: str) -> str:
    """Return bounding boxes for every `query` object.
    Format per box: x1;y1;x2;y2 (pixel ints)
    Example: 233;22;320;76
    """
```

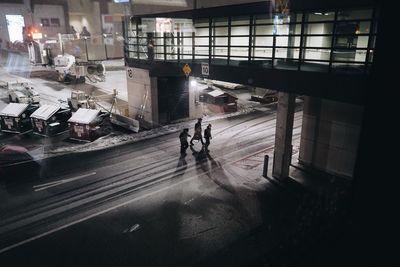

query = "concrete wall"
126;67;157;127
68;0;101;35
33;4;66;37
188;77;204;119
299;96;363;178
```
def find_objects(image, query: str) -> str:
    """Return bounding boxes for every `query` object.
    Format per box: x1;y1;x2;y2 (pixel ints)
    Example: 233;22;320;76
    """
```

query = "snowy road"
0;107;303;266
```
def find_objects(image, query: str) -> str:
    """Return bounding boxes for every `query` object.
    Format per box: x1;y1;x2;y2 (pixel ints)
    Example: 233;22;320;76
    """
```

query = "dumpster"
30;104;72;136
0;103;39;133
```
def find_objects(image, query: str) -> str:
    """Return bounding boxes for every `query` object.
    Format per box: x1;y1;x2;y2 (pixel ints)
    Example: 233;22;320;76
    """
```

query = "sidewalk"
197;153;353;267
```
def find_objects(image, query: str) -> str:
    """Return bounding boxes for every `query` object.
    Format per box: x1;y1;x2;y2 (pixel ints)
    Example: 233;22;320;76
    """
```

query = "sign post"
127;67;134;79
201;62;209;76
182;64;191;77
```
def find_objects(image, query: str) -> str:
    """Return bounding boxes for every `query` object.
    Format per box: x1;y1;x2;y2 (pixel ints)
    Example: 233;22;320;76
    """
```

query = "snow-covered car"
7;82;40;104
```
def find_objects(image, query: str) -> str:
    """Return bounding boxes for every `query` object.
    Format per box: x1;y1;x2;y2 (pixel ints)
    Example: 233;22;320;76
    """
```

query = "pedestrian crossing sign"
182;64;191;77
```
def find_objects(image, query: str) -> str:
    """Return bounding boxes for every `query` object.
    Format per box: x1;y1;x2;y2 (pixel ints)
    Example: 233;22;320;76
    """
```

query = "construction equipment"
3;81;40;104
67;90;95;111
54;54;105;84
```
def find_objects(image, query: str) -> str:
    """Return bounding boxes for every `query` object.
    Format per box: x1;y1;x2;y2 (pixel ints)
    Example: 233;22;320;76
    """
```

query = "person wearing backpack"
190;118;204;146
179;128;191;154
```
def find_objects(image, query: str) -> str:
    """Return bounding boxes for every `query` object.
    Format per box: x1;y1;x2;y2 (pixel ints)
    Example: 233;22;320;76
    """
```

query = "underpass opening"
157;76;189;125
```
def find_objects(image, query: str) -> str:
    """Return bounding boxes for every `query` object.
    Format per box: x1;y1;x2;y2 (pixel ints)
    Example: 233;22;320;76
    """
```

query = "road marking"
0;142;278;254
0;175;198;254
33;172;96;192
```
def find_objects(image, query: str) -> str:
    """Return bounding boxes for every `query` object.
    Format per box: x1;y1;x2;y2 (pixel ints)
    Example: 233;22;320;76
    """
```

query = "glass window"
254;47;273;58
231;26;249;36
275;48;299;59
166;53;177;60
194;47;208;55
194;55;208;59
230;47;248;57
195;28;209;36
357;21;371;34
194;37;209;46
291;36;301;47
182;32;192;37
213;47;228;56
194;18;209;27
181;54;192;60
231;16;249;25
274;24;289;35
181;44;192;53
254;25;274;35
332;49;366;62
213;17;228;26
303;36;332;48
306;12;335;22
254;36;273;46
214;37;228;46
275;36;289;47
337;9;373;20
231;37;249;46
181;37;192;46
214;27;229;36
304;23;333;35
288;24;302;35
335;21;361;35
355;36;369;48
303;48;331;61
255;14;274;24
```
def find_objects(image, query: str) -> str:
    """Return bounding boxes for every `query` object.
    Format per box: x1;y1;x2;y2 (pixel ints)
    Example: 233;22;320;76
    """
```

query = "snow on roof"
207;89;226;97
30;105;60;121
68;108;100;124
197;84;209;91
0;103;29;117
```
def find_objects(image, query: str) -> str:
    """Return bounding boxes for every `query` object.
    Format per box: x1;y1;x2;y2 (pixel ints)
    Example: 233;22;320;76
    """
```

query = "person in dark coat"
147;39;154;61
190;118;204;145
204;124;212;152
80;26;91;38
179;128;191;154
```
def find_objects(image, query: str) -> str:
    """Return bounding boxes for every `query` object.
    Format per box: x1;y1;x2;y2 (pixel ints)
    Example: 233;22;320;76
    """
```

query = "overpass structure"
122;0;383;182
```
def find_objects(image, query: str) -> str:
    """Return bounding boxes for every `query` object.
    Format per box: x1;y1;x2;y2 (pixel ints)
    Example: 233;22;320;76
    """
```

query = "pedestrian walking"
204;124;212;152
190;118;204;145
179;128;191;154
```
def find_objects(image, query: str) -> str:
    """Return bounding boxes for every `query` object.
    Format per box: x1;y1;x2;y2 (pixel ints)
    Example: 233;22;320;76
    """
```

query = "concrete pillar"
299;96;363;178
272;92;296;179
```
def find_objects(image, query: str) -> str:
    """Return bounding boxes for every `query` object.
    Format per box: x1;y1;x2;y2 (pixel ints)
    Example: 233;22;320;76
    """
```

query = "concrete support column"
272;92;296;179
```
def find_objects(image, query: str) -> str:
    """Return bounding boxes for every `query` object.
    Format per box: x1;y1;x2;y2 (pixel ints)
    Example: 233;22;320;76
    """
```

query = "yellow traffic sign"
182;64;191;77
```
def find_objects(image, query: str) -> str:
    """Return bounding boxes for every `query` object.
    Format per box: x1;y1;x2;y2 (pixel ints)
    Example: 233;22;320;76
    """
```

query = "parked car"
7;82;40;104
